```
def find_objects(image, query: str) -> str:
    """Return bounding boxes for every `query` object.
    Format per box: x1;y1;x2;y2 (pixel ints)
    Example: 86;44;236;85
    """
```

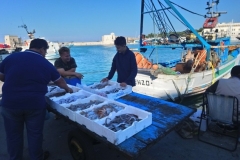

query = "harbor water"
52;44;184;85
49;44;202;107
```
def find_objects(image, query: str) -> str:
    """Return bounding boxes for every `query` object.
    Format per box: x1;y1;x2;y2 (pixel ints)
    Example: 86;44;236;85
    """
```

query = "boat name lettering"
136;80;150;86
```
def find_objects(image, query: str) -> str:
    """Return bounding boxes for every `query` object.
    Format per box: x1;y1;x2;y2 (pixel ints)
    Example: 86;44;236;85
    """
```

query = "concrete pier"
73;41;104;46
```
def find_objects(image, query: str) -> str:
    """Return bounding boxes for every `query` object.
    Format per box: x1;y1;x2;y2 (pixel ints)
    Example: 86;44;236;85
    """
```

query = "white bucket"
200;118;207;131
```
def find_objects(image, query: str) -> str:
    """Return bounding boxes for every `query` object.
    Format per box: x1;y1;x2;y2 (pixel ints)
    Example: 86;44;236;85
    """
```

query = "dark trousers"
0;107;46;160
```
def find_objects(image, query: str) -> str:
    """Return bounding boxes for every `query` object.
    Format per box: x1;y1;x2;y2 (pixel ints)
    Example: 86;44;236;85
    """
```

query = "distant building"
126;37;139;43
203;22;240;41
71;33;138;46
4;35;22;47
102;33;116;44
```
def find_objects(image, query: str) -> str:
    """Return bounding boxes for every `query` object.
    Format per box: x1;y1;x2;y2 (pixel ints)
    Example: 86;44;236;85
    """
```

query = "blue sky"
0;0;239;42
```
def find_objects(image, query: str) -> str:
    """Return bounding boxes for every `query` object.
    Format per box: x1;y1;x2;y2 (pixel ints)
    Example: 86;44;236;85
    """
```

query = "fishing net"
150;64;177;77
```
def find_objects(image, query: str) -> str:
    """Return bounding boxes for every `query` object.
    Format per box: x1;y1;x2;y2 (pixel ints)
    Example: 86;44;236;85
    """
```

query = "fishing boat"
17;24;65;60
132;0;240;101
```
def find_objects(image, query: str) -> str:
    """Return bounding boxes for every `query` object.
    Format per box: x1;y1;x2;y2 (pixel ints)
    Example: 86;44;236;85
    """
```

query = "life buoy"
220;41;224;52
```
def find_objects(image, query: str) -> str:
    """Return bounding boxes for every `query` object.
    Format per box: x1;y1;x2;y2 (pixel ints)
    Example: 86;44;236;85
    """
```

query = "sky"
0;0;239;42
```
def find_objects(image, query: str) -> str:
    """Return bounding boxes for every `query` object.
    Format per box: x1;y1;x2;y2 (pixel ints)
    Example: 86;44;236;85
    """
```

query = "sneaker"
43;151;50;160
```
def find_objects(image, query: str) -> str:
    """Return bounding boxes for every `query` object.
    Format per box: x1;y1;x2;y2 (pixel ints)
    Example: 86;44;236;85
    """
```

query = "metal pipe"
140;0;145;46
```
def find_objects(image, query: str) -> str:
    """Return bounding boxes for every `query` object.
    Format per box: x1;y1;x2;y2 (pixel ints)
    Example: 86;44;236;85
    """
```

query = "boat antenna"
205;0;226;18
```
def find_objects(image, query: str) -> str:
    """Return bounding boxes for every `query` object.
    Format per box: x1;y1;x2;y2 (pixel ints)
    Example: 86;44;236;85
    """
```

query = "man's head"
29;39;49;57
231;65;240;78
58;47;71;63
114;36;127;53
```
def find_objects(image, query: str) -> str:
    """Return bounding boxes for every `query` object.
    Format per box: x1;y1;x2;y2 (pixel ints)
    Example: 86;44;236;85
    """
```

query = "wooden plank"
114;92;196;157
117;137;147;158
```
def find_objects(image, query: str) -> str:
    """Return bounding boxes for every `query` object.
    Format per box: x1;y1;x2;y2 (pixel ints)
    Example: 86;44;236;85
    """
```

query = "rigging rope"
145;0;180;37
208;61;216;84
158;2;187;28
145;0;187;37
169;1;206;17
158;0;177;35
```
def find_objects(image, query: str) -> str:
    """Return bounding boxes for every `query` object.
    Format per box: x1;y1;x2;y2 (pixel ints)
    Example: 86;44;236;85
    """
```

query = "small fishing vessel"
132;0;240;101
18;24;60;60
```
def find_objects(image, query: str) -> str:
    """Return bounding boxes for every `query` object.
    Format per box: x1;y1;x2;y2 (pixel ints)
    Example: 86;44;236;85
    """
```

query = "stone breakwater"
73;42;114;46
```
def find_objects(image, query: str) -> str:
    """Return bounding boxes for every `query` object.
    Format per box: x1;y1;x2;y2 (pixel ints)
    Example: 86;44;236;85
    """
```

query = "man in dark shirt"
0;39;73;160
101;36;137;87
54;47;83;79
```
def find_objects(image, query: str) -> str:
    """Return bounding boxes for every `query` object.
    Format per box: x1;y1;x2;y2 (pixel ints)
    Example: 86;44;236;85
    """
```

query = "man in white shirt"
206;65;240;123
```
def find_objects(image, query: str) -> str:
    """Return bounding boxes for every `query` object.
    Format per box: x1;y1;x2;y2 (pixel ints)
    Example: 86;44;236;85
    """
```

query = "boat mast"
140;0;145;46
163;0;211;59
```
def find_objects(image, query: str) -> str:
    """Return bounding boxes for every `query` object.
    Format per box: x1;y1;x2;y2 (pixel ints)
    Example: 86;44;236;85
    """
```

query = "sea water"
62;44;183;85
49;44;201;106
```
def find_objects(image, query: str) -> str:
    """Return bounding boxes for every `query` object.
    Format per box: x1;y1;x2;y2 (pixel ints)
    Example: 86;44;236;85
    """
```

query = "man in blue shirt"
101;36;137;87
0;39;73;160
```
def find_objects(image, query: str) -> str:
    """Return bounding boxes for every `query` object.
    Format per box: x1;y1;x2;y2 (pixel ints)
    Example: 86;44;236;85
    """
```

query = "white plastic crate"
76;100;125;130
77;80;132;99
62;94;107;124
46;88;152;145
46;85;80;98
48;90;92;117
93;105;152;145
60;104;77;121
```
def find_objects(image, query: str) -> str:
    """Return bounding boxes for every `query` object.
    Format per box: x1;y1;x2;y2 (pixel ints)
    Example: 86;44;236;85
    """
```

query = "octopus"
104;114;140;132
80;103;124;120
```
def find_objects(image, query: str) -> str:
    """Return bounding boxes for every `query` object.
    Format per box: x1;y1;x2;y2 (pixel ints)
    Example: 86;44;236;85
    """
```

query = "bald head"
29;39;49;50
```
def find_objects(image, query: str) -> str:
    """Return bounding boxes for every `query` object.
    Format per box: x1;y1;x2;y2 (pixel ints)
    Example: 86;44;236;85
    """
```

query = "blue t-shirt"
0;50;60;109
107;47;137;86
